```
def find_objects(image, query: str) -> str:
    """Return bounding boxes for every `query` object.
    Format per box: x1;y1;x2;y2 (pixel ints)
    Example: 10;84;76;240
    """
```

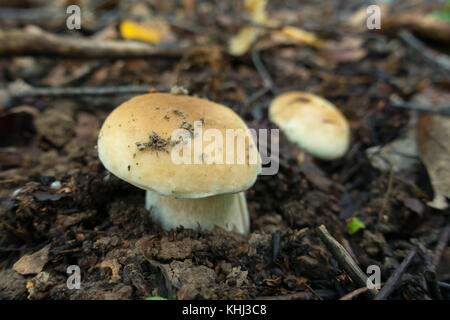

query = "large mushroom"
97;92;261;234
269;91;350;160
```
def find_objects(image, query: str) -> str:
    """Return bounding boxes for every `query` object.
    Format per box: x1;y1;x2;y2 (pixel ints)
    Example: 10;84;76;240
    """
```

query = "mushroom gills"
145;190;250;234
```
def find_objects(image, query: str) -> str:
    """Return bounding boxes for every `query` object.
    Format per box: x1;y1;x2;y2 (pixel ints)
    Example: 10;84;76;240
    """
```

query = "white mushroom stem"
145;190;250;235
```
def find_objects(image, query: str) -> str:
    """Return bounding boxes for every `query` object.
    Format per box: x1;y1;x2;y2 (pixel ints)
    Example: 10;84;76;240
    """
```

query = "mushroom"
269;91;350;160
97;93;261;235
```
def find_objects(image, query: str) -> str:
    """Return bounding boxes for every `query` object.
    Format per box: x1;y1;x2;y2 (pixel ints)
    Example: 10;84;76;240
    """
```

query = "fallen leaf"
416;113;450;209
382;12;450;44
13;244;51;275
120;20;161;44
228;26;265;56
319;37;367;65
279;26;325;49
366;119;420;173
228;0;276;56
245;0;269;24
347;217;365;235
412;87;450;209
403;198;425;215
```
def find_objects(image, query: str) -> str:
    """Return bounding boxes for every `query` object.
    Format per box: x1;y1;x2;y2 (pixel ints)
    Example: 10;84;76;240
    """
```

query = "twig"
257;292;315;300
317;225;378;298
0;246;22;252
383;13;450;45
411;238;444;300
9;85;167;98
0;8;72;21
257;289;335;300
0;26;188;58
424;268;443;300
304;283;324;301
389;99;450;116
438;282;450;291
272;231;281;262
398;29;450;79
246;87;270;106
434;224;450;268
251;48;279;95
377;170;394;232
340;282;386;300
54;61;105;87
374;249;417;300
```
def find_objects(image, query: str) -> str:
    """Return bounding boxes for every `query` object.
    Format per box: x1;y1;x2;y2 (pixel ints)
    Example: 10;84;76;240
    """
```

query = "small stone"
50;181;61;189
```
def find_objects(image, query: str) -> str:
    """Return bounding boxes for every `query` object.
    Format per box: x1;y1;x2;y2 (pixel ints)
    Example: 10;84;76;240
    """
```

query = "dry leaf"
229;26;265;56
416;113;450;209
382;12;450;44
366;118;419;173
119;20;161;44
318;37;367;65
228;0;275;56
245;0;269;24
413;87;450;209
13;245;51;275
279;26;325;49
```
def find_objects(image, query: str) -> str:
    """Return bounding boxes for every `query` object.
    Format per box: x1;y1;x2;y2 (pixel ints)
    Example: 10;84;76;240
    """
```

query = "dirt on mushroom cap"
97;93;261;198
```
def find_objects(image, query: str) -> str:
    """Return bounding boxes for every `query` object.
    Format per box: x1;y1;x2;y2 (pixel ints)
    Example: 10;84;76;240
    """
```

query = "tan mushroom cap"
269;91;350;160
98;93;261;198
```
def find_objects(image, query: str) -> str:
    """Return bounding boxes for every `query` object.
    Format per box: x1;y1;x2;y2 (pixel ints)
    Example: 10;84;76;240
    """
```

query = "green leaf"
145;296;168;300
347;217;365;235
431;0;450;22
431;10;450;22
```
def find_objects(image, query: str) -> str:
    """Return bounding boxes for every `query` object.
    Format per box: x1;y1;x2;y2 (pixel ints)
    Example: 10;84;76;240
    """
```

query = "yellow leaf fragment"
280;26;325;49
119;20;161;44
228;26;265;56
245;0;268;23
228;0;277;56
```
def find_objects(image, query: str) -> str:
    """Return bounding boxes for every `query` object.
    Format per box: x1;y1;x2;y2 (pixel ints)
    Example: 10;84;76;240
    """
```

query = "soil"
0;0;449;300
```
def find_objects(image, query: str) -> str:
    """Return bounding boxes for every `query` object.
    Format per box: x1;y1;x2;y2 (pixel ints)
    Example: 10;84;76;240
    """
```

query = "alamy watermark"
167;121;279;175
366;265;381;289
67;265;81;289
66;5;81;30
366;5;381;30
66;4;382;31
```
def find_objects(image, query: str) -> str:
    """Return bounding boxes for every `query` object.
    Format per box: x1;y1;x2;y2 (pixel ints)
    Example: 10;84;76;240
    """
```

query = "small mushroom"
98;93;261;235
269;91;350;160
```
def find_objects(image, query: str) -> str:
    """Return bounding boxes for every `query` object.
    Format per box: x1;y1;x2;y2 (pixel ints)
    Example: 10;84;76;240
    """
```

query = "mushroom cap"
269;91;350;160
98;93;261;198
